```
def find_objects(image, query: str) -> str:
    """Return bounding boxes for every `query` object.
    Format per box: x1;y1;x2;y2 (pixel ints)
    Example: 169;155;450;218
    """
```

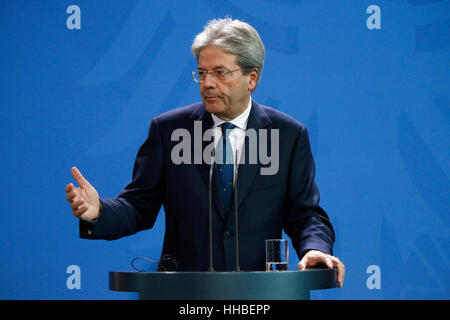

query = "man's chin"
204;102;225;115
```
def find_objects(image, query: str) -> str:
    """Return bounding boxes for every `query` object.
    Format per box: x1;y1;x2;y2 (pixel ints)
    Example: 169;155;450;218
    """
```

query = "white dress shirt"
210;97;252;185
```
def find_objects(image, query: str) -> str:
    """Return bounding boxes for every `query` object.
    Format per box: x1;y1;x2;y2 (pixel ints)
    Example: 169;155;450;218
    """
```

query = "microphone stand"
208;147;216;272
233;138;240;272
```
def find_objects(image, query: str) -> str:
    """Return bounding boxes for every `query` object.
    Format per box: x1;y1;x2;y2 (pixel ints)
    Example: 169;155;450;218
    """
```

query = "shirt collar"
211;97;252;130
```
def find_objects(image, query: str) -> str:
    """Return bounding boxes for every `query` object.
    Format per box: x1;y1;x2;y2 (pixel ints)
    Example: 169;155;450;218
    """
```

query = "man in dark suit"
66;18;345;287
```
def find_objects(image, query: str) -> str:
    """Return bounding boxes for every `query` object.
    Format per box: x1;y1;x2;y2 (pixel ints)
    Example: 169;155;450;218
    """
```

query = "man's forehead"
197;46;239;68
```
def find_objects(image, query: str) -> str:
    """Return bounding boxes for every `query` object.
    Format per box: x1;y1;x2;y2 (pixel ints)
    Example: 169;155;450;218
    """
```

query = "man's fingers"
327;256;345;288
71;167;91;189
298;260;306;270
65;183;74;192
297;250;346;288
73;205;88;217
66;190;78;202
334;259;346;288
70;199;85;211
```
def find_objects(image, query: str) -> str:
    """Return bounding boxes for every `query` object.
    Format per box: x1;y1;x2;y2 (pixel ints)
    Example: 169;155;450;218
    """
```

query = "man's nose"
201;72;217;88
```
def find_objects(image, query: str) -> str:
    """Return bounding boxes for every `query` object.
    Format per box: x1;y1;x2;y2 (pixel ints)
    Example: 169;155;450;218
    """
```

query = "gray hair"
191;18;265;84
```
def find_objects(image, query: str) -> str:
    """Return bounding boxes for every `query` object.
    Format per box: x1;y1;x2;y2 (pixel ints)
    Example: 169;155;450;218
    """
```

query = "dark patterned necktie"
216;122;236;215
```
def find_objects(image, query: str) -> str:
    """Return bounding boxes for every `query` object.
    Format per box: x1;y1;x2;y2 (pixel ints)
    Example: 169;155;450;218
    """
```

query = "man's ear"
248;68;259;92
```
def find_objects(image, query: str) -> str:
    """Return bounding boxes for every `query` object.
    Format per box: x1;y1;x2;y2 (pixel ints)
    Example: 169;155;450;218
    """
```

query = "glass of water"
265;239;289;271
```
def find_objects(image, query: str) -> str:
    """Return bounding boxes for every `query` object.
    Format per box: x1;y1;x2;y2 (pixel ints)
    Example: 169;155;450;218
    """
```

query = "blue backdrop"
1;0;449;300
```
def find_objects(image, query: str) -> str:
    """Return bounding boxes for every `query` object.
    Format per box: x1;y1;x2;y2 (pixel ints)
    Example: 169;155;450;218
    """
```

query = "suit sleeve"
80;118;164;240
282;125;335;259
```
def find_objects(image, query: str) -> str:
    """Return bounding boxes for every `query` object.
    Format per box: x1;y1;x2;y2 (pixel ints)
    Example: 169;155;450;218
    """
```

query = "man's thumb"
71;167;91;188
298;260;307;270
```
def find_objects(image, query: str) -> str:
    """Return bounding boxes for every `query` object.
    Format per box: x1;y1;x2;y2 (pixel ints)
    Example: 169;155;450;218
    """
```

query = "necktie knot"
221;122;236;138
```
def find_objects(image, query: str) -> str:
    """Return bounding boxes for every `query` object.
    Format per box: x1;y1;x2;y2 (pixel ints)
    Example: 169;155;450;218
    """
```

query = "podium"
109;269;336;300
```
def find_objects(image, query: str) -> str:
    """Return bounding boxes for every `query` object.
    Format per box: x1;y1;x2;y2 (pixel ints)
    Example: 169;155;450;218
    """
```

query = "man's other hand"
298;250;345;288
65;167;100;222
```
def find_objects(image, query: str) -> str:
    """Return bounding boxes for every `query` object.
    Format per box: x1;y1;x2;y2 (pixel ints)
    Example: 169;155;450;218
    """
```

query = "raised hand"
65;167;101;222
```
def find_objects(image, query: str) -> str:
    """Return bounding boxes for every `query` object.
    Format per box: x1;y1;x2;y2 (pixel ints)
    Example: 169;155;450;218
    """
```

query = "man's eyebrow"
197;65;227;71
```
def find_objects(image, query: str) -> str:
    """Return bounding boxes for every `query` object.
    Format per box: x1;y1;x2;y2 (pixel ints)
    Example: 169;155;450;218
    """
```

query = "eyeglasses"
192;68;243;83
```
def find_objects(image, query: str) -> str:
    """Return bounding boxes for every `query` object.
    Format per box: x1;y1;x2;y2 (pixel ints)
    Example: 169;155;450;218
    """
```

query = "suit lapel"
235;100;272;212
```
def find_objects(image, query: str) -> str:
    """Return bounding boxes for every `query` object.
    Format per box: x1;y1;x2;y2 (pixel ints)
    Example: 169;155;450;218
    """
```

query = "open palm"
65;167;100;221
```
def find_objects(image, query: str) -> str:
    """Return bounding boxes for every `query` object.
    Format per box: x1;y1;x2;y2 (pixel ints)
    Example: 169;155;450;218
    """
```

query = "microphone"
208;146;216;272
233;138;240;272
157;254;178;271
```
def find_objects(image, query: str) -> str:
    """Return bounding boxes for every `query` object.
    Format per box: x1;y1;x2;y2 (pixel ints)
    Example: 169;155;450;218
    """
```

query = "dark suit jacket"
80;101;335;271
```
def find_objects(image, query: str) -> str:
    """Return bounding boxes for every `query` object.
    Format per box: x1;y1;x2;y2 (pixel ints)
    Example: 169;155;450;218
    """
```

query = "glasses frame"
192;67;252;83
